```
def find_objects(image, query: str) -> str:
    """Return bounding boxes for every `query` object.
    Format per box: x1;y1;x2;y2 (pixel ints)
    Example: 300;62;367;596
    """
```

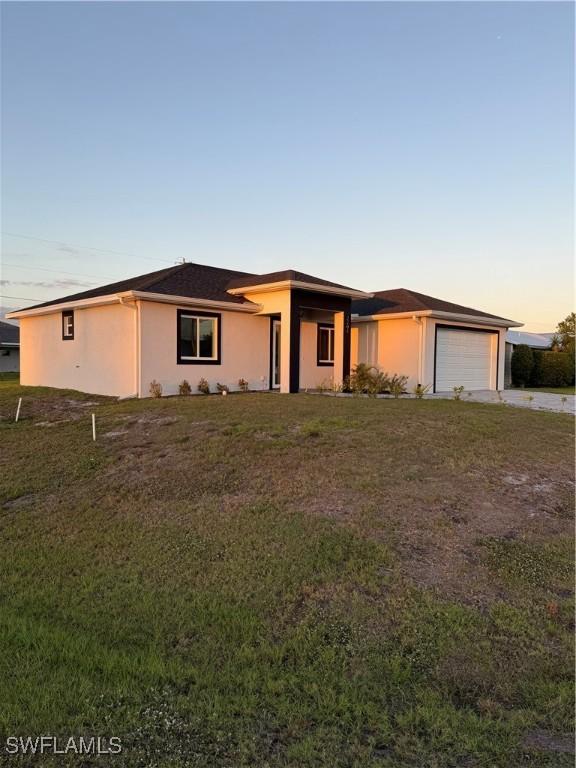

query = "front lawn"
0;380;573;767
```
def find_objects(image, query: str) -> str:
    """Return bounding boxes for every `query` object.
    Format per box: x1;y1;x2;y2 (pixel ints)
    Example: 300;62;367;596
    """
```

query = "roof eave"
352;309;522;328
127;291;260;312
227;280;372;300
5;290;261;319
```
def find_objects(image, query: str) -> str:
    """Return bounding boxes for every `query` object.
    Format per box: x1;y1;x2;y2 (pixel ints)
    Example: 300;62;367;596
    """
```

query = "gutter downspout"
118;295;140;398
412;315;423;385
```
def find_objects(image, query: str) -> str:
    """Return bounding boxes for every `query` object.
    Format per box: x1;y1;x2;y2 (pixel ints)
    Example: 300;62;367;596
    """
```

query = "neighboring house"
504;330;554;387
6;263;521;397
0;320;20;373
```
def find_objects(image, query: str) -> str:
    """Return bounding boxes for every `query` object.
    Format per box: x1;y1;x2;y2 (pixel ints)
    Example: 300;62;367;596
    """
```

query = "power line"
1;231;174;264
0;294;43;302
2;262;122;281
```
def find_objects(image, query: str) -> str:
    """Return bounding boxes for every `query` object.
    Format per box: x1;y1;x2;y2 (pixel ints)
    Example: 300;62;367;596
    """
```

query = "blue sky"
1;1;573;331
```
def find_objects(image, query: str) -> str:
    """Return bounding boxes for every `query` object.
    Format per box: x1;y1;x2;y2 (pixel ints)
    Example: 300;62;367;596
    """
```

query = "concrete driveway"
430;389;575;414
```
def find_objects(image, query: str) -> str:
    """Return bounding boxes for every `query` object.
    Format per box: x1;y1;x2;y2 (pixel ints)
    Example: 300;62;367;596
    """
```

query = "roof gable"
226;269;361;293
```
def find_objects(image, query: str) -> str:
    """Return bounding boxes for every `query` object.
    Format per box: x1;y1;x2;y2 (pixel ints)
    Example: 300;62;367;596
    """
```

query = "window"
317;323;334;365
62;311;74;340
177;310;221;364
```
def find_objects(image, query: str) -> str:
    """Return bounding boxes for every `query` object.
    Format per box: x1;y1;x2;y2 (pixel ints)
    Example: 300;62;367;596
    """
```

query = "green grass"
0;380;573;767
521;387;575;395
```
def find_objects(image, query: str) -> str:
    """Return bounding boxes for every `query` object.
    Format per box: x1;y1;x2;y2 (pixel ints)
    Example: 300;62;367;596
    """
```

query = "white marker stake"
92;413;96;441
15;397;22;423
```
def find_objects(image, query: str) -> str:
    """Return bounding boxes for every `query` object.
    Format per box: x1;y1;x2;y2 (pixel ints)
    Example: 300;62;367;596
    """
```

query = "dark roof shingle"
226;269;360;292
0;320;19;345
23;263;258;311
352;288;512;322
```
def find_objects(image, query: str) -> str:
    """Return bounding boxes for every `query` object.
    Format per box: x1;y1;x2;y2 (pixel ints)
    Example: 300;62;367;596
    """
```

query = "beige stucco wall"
299;320;333;389
249;289;292;392
19;303;137;397
354;316;505;391
139;301;270;396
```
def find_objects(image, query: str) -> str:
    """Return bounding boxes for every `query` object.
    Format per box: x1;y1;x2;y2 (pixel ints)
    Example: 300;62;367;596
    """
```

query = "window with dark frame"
177;309;221;364
62;311;74;340
317;323;334;365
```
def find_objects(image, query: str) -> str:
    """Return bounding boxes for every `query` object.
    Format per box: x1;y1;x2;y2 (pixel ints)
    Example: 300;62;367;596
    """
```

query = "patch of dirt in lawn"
1;395;110;425
522;729;575;754
283;456;574;605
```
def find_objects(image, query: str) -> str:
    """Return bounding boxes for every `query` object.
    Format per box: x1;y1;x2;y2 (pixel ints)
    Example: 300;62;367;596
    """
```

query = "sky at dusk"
1;1;574;331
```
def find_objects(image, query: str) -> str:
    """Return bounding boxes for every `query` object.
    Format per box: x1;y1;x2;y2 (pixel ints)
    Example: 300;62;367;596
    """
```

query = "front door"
272;319;281;389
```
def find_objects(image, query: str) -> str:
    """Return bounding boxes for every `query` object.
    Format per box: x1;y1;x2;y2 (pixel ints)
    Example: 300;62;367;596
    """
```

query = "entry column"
333;309;351;388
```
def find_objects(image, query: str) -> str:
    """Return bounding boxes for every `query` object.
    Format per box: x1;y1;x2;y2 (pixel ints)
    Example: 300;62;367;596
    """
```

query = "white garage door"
435;327;496;392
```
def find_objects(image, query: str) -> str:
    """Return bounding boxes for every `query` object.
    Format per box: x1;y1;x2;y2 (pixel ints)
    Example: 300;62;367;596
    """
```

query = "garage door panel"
435;328;496;391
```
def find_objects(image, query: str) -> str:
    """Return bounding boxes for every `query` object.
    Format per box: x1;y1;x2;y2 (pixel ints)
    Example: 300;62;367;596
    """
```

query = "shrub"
453;385;464;400
388;374;408;398
412;383;431;399
149;380;162;398
348;363;377;394
511;344;534;387
348;364;407;396
197;378;210;395
178;379;192;396
216;383;229;394
530;351;573;388
238;378;249;392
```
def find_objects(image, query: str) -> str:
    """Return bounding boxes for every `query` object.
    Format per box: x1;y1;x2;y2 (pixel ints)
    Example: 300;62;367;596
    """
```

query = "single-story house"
6;262;521;397
0;320;20;373
503;330;554;387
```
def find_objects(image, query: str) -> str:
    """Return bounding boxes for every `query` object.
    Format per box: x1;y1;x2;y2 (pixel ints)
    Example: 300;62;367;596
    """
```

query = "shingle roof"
0;320;19;345
352;288;512;322
20;263;365;313
23;262;258;311
226;269;361;292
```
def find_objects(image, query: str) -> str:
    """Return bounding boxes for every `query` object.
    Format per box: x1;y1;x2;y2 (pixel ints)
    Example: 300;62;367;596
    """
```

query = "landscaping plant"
149;380;163;398
452;385;464;400
197;378;210;395
178;380;192;396
412;383;431;399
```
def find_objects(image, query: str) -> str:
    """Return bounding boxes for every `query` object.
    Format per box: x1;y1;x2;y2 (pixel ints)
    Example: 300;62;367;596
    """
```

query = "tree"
554;312;575;354
511;344;534;387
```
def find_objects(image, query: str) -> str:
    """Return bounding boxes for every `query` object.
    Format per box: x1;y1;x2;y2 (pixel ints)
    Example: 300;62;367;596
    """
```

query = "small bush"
149;380;162;398
178;379;192;396
348;364;407;396
530;351;573;388
511;344;534;387
453;385;464;400
216;383;229;394
348;363;376;394
197;378;210;395
238;378;249;392
412;383;431;399
388;374;408;398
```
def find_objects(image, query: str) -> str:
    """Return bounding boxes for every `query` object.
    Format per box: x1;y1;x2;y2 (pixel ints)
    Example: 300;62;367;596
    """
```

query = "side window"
62;311;74;340
177;310;221;364
317;324;334;365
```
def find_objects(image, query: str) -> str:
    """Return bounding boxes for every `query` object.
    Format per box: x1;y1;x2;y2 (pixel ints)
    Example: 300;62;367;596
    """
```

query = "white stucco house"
0;320;20;373
7;262;521;397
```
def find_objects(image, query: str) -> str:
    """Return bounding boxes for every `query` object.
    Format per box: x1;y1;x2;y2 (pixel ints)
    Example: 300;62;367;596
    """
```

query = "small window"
317;324;334;365
62;311;74;340
177;310;221;364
